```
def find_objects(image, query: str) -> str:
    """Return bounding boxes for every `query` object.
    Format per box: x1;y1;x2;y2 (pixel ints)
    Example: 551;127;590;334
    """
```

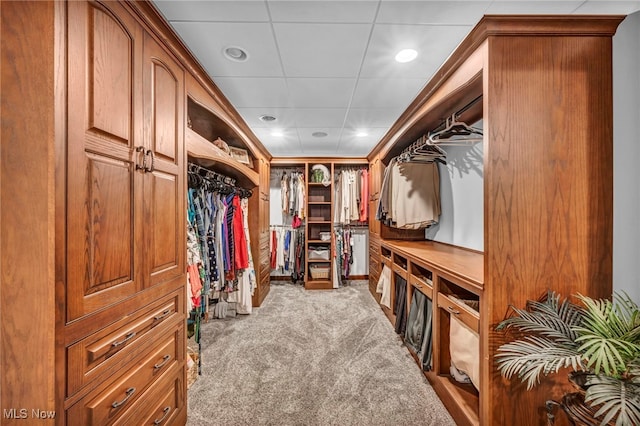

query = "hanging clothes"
270;225;305;282
376;159;441;229
394;275;408;335
187;165;255;316
334;168;369;225
279;171;306;221
405;289;433;371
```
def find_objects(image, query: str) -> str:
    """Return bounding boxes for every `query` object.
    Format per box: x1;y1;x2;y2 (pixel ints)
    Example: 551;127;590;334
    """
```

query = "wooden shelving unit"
366;15;622;426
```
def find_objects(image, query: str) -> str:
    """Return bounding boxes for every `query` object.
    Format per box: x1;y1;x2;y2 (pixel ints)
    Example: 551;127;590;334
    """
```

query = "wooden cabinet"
2;0;270;423
62;1;187;424
367;15;623;426
253;156;271;306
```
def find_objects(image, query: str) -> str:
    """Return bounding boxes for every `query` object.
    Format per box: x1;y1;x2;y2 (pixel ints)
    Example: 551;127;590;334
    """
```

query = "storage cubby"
409;262;433;299
308;185;331;203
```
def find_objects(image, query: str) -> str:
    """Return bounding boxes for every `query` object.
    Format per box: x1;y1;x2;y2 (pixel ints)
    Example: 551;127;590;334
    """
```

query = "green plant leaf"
585;375;640;426
496;291;583;346
496;336;584;389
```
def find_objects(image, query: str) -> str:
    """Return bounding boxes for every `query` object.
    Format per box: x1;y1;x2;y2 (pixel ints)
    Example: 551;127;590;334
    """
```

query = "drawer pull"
111;332;136;348
153;354;171;370
111;387;136;409
153;310;171;322
447;306;461;315
153;407;171;425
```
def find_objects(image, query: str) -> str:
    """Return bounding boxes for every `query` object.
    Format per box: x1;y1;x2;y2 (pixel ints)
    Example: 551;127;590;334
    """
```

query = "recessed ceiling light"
271;130;283;137
259;115;277;123
356;131;368;137
395;48;418;63
312;131;328;138
223;46;248;62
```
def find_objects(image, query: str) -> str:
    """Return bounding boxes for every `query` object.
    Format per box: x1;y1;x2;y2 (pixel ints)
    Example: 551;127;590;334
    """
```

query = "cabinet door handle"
111;331;136;348
145;149;155;173
153;309;171;322
111;387;136;409
447;306;461;315
153;407;171;425
135;146;146;171
153;354;171;371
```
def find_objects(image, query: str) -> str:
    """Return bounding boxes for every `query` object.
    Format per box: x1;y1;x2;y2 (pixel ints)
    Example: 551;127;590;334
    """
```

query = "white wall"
613;12;640;302
426;122;484;252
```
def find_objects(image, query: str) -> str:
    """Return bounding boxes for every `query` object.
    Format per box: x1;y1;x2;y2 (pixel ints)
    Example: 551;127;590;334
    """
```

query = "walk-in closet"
3;1;640;426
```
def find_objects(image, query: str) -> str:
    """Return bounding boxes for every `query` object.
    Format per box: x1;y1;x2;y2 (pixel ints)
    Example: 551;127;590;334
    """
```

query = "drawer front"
259;258;270;279
437;293;479;333
68;326;182;425
113;366;184;426
392;263;408;280
409;274;433;299
67;291;183;396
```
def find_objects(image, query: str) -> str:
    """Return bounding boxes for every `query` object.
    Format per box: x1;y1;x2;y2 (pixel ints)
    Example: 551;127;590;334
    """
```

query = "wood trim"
123;0;272;160
1;0;57;418
270;157;369;166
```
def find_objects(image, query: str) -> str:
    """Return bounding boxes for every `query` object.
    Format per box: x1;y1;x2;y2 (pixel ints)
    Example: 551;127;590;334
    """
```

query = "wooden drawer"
259;233;270;252
409;273;433;299
67;291;183;396
113;365;184;426
392;263;408;280
438;293;479;333
67;326;182;425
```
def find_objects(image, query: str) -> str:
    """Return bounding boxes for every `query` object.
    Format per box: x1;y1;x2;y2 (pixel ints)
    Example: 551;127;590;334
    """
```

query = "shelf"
307;220;331;224
305;280;334;290
307;240;331;244
307;201;331;205
308;182;331;187
186;128;259;188
307;259;331;263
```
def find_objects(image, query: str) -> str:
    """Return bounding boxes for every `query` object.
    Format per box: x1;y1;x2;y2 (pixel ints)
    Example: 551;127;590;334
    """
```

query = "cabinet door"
66;1;144;321
142;32;185;289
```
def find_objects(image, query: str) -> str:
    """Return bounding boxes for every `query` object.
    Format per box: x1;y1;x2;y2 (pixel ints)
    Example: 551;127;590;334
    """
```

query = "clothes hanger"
428;114;483;145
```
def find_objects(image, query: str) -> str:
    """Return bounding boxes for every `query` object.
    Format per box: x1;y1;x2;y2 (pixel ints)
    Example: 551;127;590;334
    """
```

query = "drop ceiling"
152;0;640;157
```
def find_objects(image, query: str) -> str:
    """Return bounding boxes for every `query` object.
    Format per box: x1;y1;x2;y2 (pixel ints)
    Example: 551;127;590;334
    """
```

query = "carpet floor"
186;281;455;426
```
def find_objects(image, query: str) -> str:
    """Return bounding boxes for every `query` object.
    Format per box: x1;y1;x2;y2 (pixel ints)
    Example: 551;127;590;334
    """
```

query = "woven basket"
310;265;330;279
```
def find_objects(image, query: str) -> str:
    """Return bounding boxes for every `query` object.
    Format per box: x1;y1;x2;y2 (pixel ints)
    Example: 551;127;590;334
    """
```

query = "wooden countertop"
380;240;484;292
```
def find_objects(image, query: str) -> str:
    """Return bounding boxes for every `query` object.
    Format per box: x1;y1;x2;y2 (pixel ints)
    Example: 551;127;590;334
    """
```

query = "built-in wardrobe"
1;1;271;425
269;159;369;290
367;15;623;426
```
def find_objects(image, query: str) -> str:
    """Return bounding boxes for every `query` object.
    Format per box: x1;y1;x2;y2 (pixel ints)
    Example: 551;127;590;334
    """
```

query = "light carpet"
186;281;455;426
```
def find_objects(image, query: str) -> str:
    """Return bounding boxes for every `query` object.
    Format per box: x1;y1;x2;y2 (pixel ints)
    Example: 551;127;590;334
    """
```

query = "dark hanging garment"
405;290;433;370
394;275;408;335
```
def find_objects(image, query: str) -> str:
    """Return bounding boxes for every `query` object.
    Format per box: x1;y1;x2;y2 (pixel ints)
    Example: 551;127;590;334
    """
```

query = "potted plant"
495;291;640;425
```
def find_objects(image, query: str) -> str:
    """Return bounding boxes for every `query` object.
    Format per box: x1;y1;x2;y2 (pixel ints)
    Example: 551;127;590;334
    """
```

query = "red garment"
270;229;277;269
232;195;249;270
187;264;202;307
360;169;369;222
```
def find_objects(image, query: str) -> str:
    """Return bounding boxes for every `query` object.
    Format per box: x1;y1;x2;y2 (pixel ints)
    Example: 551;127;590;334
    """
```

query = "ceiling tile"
360;23;472;78
153;1;269;22
344;107;404;128
297;128;342;146
377;1;490;25
268;1;380;23
171;22;282;77
287;78;356;108
486;1;585;14
293;109;348;128
253;128;302;153
350;78;426;108
338;127;388;152
273;23;372;77
213;77;291;108
236;108;297;128
573;1;640;14
332;143;373;157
